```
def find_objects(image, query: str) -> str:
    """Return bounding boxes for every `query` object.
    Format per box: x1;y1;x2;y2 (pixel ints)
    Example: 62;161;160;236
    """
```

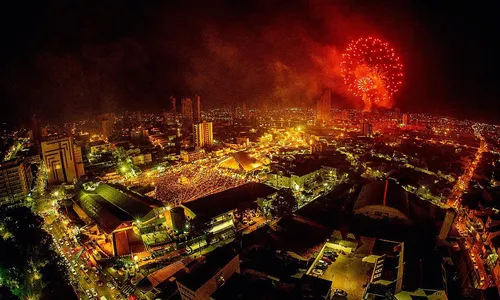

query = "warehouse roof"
77;183;156;233
219;151;262;172
182;182;276;219
354;180;410;220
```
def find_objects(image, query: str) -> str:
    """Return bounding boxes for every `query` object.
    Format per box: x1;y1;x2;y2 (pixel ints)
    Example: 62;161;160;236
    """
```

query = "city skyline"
1;1;500;125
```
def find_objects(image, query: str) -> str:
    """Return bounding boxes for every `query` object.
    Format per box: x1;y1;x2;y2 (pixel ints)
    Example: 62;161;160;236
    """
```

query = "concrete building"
402;113;410;126
176;246;241;300
438;209;456;241
41;136;84;184
30;114;42;153
242;103;249;118
131;153;152;166
170;96;177;113
181;183;276;245
182;98;194;124
0;159;33;206
131;128;149;140
101;118;113;139
361;121;373;137
193;121;213;148
98;113;116;138
268;164;324;191
181;149;206;163
89;140;113;154
194;95;201;123
316;89;331;124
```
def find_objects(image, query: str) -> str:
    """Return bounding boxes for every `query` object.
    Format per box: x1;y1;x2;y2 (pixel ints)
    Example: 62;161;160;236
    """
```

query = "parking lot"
308;237;375;299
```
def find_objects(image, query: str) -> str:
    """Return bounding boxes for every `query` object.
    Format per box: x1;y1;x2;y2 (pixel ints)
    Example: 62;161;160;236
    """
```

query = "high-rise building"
98;113;116;124
101;118;113;139
438;209;456;241
181;98;194;124
137;111;143;124
41;136;84;184
402;113;409;126
193;121;214;147
361;121;373;137
98;113;116;138
0;159;33;206
30;114;42;153
242;103;249;118
316;89;331;124
170;96;177;114
194;95;201;123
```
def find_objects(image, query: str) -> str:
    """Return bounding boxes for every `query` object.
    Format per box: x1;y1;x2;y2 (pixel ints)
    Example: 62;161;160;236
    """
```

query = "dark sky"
1;0;499;124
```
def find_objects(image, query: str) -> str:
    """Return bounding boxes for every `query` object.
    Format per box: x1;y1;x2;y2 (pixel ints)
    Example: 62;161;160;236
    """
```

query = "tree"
0;207;76;300
270;189;297;218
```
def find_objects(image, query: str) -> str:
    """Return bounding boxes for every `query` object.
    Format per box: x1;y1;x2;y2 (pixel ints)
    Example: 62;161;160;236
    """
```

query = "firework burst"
340;37;403;111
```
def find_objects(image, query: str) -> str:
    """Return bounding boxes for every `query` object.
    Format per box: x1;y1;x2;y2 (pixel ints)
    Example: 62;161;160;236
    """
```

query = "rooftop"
219;151;262;172
77;183;157;232
177;245;239;291
182;182;276;219
0;158;24;169
354;180;410;219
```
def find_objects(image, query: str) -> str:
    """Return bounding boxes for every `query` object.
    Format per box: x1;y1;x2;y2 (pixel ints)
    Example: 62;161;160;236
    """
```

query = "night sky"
1;0;499;125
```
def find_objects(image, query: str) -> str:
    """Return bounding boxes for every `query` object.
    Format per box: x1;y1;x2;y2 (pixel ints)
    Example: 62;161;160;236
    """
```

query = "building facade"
182;98;194;123
402;113;409;125
194;95;201;123
41;136;85;184
170;96;177;113
177;252;240;300
361;121;373;137
316;89;331;124
0;159;33;206
193;121;214;147
101;118;113;139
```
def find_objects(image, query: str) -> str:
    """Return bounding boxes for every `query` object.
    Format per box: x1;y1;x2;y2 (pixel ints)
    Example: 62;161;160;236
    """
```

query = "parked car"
316;263;328;270
107;282;115;290
321;256;332;263
312;269;324;276
334;289;347;297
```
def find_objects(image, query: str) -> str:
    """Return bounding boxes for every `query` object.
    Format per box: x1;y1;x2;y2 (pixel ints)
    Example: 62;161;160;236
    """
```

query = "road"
38;191;126;300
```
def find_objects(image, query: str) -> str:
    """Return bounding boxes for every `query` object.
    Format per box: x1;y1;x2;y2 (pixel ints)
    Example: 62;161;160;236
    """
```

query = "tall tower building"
438;209;456;241
0;159;33;206
194;95;201;123
242;103;249;118
137;111;143;124
181;98;194;124
170;96;177;113
41;136;84;184
316;89;331;124
193;121;214;147
361;121;373;137
101;118;113;139
402;113;409;126
30;114;42;153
